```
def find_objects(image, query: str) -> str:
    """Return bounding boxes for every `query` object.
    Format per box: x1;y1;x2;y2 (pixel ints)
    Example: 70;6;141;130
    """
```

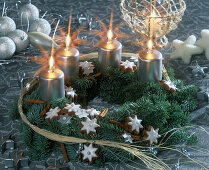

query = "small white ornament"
29;18;51;35
128;115;143;133
122;132;133;143
45;107;60;120
64;103;81;113
145;126;161;145
28;32;59;50
0;16;16;36
81;143;98;162
130;56;138;62
75;109;89;119
7;29;29;53
19;3;39;24
65;86;77;98
81;117;100;134
86;108;101;117
196;29;209;60
120;60;136;69
58;115;72;124
0;37;16;59
170;35;203;64
79;61;95;76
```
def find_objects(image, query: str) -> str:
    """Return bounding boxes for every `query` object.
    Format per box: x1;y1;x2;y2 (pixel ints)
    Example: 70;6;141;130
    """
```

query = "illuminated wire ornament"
120;0;186;48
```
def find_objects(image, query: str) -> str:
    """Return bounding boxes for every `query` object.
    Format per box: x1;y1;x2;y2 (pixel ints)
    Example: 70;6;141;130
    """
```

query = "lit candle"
39;45;65;101
98;29;122;73
55;13;79;86
98;8;122;73
137;40;162;83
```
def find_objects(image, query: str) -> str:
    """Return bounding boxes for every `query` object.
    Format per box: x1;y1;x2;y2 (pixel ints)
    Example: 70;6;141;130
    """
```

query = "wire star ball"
120;0;186;50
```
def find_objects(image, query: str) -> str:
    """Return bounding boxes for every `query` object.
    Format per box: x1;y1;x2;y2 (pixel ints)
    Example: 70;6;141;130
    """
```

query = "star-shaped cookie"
171;35;203;64
79;61;95;76
65;86;77;98
64;103;81;113
45;107;60;120
75;109;89;118
81;143;99;163
80;117;100;135
144;125;161;145
127;115;143;134
86;108;101;117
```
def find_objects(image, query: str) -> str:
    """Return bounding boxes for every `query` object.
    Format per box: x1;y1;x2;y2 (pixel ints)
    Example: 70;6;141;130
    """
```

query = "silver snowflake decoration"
122;132;133;143
58;115;72;124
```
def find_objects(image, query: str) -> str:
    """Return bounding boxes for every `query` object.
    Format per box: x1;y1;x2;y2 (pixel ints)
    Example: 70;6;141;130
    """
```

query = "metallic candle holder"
55;47;79;86
98;39;122;73
138;50;163;83
39;68;65;102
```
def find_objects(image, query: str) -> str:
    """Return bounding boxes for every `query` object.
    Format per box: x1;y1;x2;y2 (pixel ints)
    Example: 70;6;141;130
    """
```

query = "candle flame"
49;42;55;73
66;34;71;50
49;55;54;73
107;29;113;42
151;10;156;17
66;9;72;51
148;40;153;51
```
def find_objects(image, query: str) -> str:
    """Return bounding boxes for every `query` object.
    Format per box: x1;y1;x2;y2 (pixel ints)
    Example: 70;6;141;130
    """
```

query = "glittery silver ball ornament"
0;37;16;59
0;16;16;36
19;3;39;24
7;29;29;53
29;18;51;35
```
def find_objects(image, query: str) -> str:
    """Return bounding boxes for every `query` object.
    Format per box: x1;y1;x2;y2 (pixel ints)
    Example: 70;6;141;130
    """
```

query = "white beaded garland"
29;18;51;35
19;3;39;24
0;16;16;36
7;29;29;53
0;37;16;59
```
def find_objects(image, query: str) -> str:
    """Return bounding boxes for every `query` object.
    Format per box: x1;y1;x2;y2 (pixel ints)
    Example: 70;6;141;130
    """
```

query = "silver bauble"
29;18;51;35
0;37;16;59
28;32;59;50
19;3;39;24
0;16;16;36
7;29;29;53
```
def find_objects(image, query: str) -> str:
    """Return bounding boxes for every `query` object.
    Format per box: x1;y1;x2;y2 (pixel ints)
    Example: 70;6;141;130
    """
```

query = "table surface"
1;0;209;169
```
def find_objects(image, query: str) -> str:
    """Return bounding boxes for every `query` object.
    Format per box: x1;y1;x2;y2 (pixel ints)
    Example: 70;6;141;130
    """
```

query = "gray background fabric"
0;0;209;169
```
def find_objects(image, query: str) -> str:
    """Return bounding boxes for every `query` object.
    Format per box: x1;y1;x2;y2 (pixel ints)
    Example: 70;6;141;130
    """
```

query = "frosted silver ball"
29;18;51;35
19;3;39;24
0;16;16;36
0;37;16;59
7;29;29;53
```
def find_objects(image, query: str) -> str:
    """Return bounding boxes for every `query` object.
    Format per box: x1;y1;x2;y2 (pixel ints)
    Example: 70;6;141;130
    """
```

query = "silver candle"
138;49;163;83
55;47;79;86
39;68;65;102
98;29;122;73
